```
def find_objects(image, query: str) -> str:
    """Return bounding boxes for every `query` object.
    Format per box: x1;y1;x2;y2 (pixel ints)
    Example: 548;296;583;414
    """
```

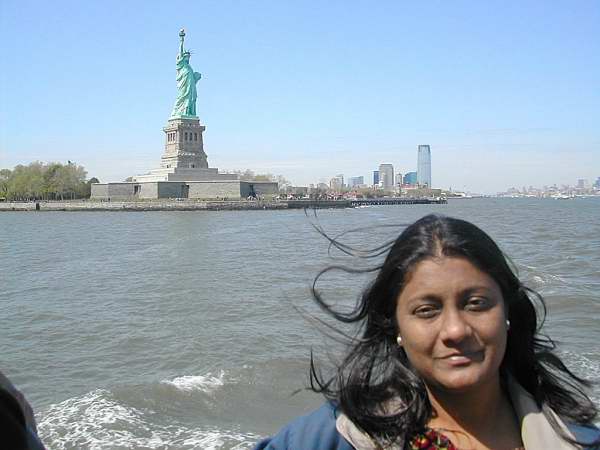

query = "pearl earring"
396;336;403;346
506;320;511;330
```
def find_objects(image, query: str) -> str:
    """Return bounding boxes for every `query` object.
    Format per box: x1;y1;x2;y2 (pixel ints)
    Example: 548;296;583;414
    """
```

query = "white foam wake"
37;388;260;450
161;371;226;393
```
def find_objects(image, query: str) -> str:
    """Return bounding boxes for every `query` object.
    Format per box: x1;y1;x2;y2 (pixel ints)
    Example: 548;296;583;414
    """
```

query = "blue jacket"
254;402;352;450
254;400;600;450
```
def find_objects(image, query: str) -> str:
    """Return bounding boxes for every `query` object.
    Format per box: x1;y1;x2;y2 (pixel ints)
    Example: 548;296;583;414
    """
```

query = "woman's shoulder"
567;422;600;449
253;402;354;450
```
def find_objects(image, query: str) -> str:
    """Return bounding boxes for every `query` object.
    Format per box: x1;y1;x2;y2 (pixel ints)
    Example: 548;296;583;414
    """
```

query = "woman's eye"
414;305;439;318
466;297;488;310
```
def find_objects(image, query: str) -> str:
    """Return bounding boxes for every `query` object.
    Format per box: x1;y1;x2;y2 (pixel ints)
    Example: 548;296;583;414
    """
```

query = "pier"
286;197;447;209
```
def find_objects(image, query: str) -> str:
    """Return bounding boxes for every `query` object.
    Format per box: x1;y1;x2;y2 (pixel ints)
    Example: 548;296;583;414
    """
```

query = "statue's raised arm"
179;29;185;56
170;29;201;119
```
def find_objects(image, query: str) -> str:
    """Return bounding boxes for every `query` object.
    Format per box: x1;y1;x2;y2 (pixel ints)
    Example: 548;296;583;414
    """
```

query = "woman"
255;214;599;449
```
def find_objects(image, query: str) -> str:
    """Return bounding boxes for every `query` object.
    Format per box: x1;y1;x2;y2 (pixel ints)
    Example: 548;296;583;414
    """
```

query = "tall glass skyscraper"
417;145;431;187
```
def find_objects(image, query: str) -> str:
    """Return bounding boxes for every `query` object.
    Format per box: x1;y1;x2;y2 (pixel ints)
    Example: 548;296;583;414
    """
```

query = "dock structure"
286;198;447;209
350;198;447;206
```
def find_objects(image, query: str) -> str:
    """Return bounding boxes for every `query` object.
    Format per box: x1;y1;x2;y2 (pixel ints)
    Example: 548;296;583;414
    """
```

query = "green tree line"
0;161;99;201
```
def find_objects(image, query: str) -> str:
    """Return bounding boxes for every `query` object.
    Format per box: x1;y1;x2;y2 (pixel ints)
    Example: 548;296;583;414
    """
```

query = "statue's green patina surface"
170;29;201;119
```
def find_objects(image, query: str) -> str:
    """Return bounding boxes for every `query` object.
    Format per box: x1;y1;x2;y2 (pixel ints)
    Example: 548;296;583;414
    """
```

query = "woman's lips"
438;351;484;366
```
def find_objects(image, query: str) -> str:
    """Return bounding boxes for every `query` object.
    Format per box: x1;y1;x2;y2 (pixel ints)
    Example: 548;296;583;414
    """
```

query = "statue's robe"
171;54;201;118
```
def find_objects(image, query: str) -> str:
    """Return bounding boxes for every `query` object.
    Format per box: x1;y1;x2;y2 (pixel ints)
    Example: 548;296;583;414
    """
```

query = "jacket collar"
335;377;578;450
507;379;576;450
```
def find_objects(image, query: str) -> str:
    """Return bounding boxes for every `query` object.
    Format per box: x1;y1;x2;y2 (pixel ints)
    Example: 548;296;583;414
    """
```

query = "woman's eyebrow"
459;286;496;297
403;287;495;304
403;293;443;306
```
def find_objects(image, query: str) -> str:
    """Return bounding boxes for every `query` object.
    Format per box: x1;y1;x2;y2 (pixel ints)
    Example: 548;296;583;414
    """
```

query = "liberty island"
2;29;447;211
91;30;278;201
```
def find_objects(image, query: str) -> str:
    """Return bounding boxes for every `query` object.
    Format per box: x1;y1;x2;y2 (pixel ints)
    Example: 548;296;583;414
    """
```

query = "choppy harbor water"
1;198;599;449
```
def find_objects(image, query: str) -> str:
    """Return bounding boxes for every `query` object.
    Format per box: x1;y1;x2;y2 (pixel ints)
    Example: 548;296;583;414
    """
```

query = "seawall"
0;200;287;212
0;197;447;212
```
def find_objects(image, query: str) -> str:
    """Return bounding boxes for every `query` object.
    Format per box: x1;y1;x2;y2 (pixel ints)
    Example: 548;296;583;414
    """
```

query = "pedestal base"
132;167;238;183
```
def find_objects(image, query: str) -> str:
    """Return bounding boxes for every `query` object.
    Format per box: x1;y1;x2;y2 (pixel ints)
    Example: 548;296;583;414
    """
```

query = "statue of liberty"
170;29;201;118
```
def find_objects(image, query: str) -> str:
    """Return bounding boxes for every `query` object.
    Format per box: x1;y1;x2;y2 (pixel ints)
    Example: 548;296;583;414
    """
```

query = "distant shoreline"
0;198;447;212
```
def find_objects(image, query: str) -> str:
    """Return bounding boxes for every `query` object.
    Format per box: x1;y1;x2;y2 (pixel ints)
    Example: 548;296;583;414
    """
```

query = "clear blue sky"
1;0;599;193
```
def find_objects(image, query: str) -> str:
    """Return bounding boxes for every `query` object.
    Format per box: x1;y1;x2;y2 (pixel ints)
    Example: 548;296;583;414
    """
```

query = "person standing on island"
254;215;600;449
171;29;201;118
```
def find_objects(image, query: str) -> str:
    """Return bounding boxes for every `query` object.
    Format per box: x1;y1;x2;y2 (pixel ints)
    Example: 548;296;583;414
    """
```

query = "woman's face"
395;256;508;394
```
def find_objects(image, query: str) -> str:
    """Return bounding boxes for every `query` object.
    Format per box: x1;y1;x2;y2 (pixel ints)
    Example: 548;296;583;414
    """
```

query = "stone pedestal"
161;117;208;169
132;116;238;183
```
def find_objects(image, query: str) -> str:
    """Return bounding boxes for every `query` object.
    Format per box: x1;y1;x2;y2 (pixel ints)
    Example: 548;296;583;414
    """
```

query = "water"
1;198;599;449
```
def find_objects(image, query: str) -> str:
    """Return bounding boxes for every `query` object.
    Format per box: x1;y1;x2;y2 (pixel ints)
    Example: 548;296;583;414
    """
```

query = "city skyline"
318;171;598;194
1;1;599;194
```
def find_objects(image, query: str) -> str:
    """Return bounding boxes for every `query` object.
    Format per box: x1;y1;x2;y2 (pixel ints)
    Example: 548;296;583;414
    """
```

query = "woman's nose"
439;310;472;344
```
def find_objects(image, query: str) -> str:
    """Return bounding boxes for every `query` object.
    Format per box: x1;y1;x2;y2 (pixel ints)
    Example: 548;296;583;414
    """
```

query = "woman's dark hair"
309;214;598;448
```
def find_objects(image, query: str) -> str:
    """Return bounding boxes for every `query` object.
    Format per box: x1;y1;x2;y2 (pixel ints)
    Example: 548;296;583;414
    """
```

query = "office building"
348;176;364;188
403;172;417;185
417;145;432;187
396;173;403;187
373;171;380;186
330;175;344;191
379;164;394;190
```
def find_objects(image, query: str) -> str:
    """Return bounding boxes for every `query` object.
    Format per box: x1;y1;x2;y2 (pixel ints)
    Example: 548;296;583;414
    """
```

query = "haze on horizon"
1;0;598;194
